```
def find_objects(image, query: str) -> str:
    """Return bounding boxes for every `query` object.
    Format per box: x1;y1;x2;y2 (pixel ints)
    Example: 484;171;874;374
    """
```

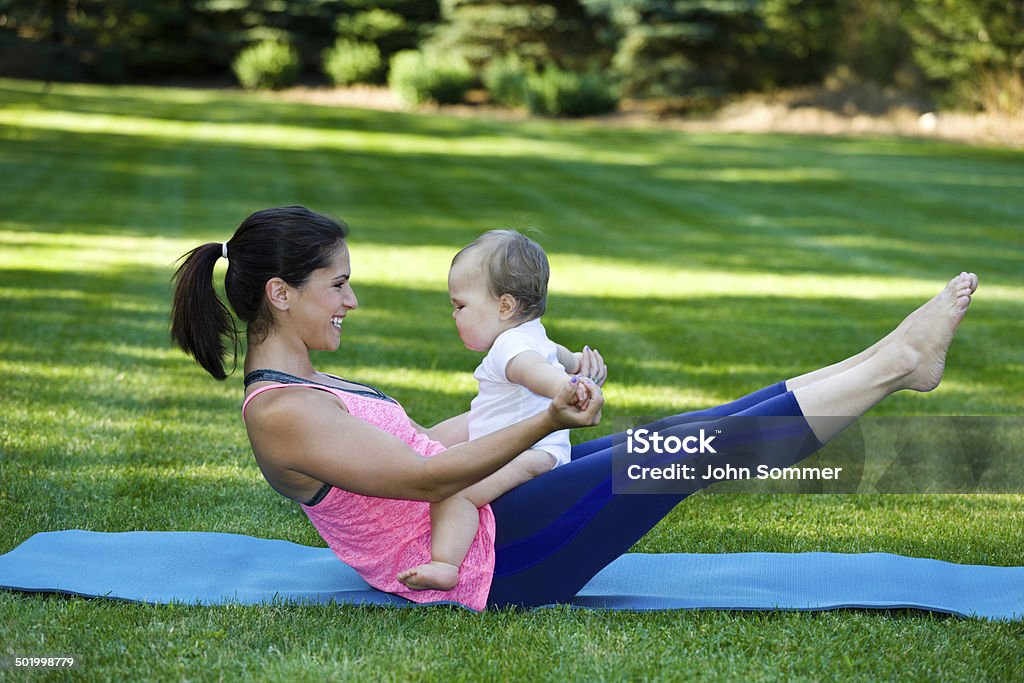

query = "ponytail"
171;242;238;380
170;206;349;381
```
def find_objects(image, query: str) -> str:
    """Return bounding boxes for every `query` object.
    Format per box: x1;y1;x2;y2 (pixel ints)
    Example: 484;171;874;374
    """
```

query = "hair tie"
221;242;229;260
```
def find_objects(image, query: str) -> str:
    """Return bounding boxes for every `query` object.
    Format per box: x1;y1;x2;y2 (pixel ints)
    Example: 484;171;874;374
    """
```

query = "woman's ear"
498;294;519;321
265;277;291;312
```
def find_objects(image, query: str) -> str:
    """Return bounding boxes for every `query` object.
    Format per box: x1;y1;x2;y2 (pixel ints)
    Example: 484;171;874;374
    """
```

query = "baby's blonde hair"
453;230;549;321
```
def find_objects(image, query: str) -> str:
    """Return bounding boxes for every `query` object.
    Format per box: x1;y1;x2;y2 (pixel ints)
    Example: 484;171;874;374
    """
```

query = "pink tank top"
242;381;496;611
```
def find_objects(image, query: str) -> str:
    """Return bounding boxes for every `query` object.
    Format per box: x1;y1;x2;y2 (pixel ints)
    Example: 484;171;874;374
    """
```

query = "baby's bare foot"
895;272;977;392
396;561;459;591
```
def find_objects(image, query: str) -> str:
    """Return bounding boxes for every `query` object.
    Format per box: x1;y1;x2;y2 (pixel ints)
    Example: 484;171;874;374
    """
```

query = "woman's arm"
246;380;601;503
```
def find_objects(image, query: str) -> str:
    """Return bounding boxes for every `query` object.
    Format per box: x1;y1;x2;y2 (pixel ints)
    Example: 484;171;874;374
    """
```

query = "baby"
397;229;606;591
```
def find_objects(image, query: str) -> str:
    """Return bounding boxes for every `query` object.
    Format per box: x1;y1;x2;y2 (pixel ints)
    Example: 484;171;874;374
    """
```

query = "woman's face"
291;243;359;352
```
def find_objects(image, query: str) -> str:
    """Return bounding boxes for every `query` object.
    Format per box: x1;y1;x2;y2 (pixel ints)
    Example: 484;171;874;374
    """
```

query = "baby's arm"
555;344;582;374
507;347;607;408
411;412;470;447
506;350;577;400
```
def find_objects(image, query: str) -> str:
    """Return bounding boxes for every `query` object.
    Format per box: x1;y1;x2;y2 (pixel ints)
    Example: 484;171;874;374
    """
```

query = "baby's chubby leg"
463;449;558;507
396;496;475;591
396;449;557;591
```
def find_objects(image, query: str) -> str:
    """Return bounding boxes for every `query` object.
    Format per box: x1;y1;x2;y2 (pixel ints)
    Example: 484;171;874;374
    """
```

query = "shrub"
323;39;384;86
335;9;423;61
335;9;407;42
232;41;300;90
483;54;530;108
525;66;618;117
388;50;475;106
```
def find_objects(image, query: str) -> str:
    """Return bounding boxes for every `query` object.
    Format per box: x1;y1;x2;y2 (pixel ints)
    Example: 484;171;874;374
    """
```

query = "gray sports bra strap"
243;369;397;404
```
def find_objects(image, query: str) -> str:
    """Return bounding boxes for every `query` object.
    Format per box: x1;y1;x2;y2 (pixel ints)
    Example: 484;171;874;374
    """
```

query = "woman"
171;206;977;610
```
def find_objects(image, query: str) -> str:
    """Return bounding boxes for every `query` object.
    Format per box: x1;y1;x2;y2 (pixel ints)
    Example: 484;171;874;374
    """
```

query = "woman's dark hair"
171;206;349;380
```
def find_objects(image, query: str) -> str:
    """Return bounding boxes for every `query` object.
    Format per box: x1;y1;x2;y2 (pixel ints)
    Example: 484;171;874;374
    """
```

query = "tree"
0;0;212;81
586;0;763;100
752;0;843;88
428;0;608;71
0;0;366;81
907;0;1024;92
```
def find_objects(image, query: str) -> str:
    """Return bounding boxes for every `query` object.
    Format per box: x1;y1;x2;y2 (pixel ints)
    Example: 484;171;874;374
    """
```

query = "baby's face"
448;257;505;352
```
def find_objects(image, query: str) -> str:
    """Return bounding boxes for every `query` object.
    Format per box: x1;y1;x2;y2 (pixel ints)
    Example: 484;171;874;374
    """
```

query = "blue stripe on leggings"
494;479;611;576
494;390;810;578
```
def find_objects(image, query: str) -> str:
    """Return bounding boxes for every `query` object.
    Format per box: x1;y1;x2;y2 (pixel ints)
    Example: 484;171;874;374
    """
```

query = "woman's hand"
548;377;603;429
577;346;607;387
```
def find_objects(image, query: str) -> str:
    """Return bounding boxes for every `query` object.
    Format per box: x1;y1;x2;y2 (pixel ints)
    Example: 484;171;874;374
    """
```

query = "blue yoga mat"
1;530;1021;620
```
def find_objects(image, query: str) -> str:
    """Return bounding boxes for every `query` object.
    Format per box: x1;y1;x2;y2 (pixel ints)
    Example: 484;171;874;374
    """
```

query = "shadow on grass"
2;125;1021;283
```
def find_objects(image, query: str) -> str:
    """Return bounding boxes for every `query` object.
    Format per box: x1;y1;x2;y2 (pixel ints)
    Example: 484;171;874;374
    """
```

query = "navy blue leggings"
487;381;823;608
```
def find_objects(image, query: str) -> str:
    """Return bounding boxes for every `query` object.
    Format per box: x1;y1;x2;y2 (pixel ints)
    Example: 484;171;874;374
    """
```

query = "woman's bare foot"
785;273;980;392
889;272;977;392
872;272;979;356
396;561;459;591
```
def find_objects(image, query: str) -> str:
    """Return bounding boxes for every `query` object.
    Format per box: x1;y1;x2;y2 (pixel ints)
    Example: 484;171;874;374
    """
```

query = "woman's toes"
957;271;979;293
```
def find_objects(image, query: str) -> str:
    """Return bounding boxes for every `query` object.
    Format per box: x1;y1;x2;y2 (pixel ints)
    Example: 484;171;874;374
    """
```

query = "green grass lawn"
1;78;1022;680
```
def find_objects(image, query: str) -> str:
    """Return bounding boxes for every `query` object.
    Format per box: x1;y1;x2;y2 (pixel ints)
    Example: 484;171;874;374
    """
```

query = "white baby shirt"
467;318;571;466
